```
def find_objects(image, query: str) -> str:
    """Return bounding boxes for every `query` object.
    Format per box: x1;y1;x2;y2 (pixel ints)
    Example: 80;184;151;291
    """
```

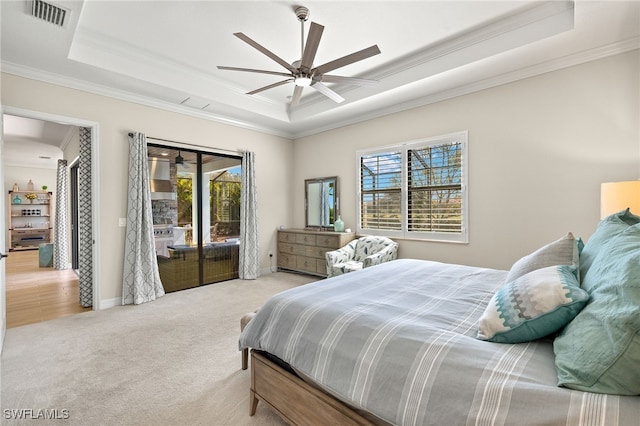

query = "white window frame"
356;131;468;243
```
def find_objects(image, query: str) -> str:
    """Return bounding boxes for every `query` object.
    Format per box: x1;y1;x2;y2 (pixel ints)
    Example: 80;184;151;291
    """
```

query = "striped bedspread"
240;259;640;425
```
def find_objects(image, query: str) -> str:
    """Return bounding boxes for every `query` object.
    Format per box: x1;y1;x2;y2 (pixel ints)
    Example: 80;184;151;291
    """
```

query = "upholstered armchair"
325;235;399;278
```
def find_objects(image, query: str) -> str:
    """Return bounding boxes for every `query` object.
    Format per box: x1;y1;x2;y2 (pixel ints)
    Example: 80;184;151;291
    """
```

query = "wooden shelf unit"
8;190;54;251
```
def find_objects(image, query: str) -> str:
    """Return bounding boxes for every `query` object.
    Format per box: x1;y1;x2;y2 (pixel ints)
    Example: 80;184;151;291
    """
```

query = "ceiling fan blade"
319;75;380;87
310;81;345;104
300;22;324;72
247;79;293;95
217;66;292;78
313;45;381;76
234;32;296;73
290;86;304;107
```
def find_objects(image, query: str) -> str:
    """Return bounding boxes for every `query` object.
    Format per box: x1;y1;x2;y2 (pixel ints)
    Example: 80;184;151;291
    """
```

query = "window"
210;167;241;238
357;132;468;243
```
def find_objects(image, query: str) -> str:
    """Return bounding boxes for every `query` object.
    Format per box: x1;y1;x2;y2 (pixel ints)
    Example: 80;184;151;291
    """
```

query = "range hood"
148;158;174;194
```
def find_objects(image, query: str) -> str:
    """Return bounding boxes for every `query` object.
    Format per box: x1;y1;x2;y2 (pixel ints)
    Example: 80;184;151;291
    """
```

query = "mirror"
305;176;339;229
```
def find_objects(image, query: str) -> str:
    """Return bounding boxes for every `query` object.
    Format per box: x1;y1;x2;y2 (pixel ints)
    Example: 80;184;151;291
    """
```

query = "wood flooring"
6;249;91;328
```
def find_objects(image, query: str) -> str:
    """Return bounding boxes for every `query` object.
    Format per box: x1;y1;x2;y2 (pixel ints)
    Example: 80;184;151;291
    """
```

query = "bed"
240;219;640;425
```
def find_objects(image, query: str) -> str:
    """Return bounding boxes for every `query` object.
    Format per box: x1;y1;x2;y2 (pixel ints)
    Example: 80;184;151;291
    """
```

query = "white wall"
2;74;294;304
293;50;640;270
4;168;56;194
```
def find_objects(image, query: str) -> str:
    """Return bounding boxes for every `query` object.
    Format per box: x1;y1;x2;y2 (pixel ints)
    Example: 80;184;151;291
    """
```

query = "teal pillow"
579;209;640;286
477;265;589;344
554;223;640;395
505;233;579;283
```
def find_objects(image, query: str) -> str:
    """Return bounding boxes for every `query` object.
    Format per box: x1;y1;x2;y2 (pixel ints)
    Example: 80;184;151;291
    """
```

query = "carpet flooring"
1;272;317;425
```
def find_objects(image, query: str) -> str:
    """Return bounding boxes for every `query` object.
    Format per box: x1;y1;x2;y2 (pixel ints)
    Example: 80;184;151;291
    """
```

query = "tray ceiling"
1;1;639;139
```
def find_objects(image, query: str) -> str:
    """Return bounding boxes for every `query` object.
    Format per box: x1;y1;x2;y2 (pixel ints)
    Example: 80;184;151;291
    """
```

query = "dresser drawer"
316;259;327;275
278;232;297;243
279;243;296;255
14;229;48;235
305;246;326;259
296;256;318;274
295;233;317;246
277;253;297;269
316;234;340;248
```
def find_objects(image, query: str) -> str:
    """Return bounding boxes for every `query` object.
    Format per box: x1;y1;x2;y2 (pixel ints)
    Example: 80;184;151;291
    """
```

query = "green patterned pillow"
477;265;589;344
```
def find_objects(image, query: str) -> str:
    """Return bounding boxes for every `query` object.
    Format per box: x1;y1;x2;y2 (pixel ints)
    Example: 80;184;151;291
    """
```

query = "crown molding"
0;61;295;139
294;1;575;112
290;38;640;139
2;36;637;141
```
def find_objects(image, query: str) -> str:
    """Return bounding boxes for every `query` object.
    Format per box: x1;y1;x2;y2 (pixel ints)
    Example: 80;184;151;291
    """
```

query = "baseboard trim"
259;267;275;276
99;297;122;310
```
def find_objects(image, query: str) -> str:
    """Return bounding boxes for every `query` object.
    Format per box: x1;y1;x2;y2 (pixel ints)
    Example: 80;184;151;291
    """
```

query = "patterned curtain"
239;151;259;279
122;132;165;305
78;127;93;307
53;159;68;270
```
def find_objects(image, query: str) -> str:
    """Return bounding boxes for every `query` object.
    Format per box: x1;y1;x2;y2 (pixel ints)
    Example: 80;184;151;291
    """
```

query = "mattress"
240;259;640;425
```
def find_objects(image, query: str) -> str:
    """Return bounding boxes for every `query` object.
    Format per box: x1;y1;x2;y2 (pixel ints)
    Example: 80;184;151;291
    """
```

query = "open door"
70;161;79;270
0;111;7;350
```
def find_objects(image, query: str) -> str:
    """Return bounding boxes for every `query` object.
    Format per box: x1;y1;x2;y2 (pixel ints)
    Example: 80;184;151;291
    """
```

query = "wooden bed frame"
250;350;377;425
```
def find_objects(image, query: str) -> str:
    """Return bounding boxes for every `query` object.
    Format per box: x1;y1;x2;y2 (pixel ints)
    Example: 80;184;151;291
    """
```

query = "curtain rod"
127;132;242;156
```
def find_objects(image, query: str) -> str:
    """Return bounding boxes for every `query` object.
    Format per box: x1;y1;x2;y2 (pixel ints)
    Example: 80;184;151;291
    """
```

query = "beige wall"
2;74;294;305
293;50;640;270
2;49;638;307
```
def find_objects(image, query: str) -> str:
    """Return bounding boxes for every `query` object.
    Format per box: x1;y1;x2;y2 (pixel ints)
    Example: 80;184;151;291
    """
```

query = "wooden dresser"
277;229;355;277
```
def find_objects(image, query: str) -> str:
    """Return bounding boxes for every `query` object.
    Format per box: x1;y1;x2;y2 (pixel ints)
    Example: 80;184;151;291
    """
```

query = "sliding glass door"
147;144;241;293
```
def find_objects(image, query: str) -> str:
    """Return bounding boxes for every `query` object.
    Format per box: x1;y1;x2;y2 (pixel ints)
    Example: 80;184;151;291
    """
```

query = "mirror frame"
305;176;339;230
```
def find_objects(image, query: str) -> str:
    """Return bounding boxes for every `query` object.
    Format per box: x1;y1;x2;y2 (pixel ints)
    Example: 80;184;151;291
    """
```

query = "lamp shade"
600;180;640;219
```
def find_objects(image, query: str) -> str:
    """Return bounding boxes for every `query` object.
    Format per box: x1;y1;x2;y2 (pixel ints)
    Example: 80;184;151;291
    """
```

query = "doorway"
1;108;99;331
147;143;242;293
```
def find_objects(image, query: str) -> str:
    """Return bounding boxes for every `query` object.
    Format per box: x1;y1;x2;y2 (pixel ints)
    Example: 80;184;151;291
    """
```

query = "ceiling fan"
175;151;184;165
217;6;381;107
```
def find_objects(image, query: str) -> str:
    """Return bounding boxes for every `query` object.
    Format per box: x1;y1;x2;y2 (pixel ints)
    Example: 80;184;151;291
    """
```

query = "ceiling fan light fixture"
294;76;312;87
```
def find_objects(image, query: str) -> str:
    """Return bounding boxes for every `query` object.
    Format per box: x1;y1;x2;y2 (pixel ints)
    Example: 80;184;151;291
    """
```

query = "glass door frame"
147;142;242;289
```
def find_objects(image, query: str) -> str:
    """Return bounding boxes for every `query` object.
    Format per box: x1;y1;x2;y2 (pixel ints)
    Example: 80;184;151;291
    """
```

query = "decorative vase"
12;183;19;191
27;180;34;190
12;195;21;204
334;216;345;232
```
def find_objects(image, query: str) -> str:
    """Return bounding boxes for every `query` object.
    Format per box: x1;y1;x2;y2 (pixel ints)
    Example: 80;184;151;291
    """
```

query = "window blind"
357;132;467;243
408;142;462;233
360;151;402;230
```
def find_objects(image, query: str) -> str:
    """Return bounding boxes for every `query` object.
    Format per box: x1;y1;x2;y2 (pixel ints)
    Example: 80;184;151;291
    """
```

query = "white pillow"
506;233;579;283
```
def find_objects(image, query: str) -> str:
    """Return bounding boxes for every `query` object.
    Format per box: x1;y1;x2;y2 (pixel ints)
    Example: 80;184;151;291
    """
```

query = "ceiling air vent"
30;0;68;27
